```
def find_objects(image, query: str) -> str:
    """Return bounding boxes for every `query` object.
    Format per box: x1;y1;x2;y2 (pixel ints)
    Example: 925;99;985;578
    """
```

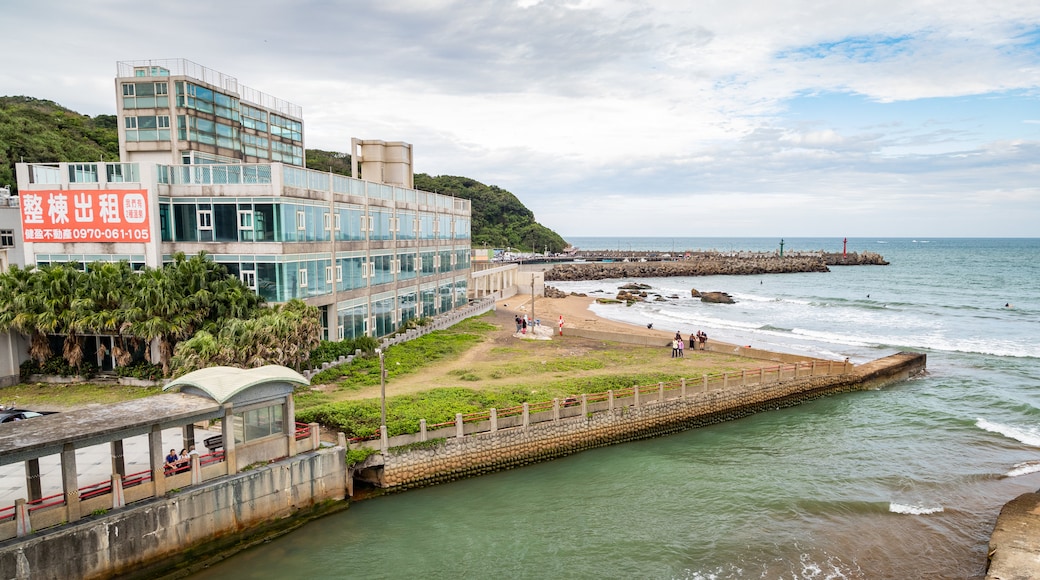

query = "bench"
204;434;223;452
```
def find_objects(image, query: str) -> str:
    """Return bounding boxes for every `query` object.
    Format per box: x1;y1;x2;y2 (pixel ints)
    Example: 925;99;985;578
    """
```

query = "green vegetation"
413;174;567;253
346;447;379;465
307;317;493;387
0;252;324;378
0;382;162;408
170;299;321;376
0;97;119;189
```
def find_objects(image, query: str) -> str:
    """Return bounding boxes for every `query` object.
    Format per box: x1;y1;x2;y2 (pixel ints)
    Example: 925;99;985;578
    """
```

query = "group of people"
514;314;533;334
670;330;708;358
164;445;199;476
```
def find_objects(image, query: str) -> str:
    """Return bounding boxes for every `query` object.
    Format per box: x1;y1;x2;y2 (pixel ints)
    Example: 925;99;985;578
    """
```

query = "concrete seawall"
0;448;347;580
370;352;925;491
985;492;1040;579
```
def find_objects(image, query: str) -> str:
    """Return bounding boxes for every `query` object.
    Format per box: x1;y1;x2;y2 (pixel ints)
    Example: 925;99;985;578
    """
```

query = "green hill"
0;96;567;252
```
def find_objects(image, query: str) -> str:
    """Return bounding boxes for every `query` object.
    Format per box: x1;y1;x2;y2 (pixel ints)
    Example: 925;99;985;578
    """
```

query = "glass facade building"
16;60;471;341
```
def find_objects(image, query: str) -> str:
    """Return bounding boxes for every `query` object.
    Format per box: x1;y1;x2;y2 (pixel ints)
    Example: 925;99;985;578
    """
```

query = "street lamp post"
377;348;387;428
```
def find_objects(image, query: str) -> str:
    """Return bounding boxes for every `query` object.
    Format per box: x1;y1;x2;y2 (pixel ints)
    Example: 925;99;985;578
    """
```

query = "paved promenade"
0;426;220;504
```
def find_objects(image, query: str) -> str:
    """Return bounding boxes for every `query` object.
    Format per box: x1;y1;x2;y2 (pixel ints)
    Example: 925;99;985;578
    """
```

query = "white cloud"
4;0;1040;236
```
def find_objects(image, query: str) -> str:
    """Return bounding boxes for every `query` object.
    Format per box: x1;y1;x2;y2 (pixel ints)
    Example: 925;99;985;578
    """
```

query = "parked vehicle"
0;409;57;423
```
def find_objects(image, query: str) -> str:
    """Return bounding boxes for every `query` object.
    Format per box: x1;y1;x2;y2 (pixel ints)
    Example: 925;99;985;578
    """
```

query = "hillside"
0;96;567;252
0;97;120;188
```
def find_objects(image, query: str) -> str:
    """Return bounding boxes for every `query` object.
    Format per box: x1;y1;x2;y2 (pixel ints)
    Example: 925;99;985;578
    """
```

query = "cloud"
4;0;1040;236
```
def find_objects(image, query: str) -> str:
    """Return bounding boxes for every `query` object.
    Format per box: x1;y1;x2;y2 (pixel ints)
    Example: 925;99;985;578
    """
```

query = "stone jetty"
545;251;886;282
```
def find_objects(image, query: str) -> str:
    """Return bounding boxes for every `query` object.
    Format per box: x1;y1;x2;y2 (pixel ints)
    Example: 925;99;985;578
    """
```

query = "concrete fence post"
338;432;347;449
190;454;202;486
723;373;729;389
380;426;388;453
309;423;320;451
581;394;588;416
420;419;427;442
811;360;817;376
15;499;31;538
681;378;687;399
608;390;615;412
760;367;765;384
702;374;708;392
523;403;530;428
455;413;464;439
553;398;560;421
741;369;747;386
658;382;665;402
490;408;498;432
111;474;125;508
634;386;641;407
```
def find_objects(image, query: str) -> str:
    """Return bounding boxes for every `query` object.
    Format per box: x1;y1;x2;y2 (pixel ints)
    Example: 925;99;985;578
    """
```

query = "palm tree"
0;265;51;362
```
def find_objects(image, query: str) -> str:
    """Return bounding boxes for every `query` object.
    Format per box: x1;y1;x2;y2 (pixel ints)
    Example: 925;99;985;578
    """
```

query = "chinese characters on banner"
20;190;151;243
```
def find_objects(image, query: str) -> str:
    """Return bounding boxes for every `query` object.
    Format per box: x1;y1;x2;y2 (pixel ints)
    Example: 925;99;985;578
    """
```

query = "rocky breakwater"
545;255;830;282
821;251;888;265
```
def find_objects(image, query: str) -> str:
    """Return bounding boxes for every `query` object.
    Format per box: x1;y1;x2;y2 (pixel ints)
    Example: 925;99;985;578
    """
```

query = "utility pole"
377;348;387;428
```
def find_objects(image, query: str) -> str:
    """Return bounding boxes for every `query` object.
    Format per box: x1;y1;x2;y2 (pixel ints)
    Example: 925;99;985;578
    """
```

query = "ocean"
192;237;1040;580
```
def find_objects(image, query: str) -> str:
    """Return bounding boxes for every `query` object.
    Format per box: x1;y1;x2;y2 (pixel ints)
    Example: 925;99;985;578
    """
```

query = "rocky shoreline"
544;252;886;282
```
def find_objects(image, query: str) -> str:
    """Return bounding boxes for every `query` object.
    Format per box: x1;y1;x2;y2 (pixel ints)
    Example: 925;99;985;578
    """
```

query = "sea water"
192;238;1040;579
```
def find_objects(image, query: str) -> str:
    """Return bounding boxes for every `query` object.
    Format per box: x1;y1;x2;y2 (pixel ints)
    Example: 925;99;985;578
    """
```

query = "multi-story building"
0;188;26;386
14;60;471;354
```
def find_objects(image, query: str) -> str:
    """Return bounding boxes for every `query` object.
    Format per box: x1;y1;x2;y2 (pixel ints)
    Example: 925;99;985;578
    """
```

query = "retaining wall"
374;352;924;491
0;447;347;580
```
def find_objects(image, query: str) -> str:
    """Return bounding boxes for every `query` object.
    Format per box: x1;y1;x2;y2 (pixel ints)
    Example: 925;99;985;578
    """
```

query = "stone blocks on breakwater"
375;353;924;491
545;256;829;281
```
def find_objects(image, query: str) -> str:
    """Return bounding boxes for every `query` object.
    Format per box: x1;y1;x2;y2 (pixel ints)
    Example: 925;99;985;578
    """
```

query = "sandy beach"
500;292;725;347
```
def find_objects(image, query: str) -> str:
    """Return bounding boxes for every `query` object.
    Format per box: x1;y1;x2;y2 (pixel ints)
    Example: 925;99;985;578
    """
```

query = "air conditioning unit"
0;186;11;198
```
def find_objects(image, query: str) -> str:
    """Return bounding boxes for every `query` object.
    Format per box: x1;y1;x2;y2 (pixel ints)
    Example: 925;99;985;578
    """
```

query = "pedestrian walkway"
0;426;220;504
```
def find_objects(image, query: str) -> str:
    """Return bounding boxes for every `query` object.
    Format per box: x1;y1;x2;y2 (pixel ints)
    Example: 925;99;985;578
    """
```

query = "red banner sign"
20;189;151;243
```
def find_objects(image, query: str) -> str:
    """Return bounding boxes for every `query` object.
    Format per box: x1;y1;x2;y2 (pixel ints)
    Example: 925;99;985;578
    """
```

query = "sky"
4;0;1040;238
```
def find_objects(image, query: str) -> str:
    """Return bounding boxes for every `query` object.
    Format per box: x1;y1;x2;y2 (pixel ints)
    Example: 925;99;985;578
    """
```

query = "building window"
0;230;13;247
232;404;284;444
296;210;306;230
198;210;213;230
122;83;135;96
125;117;138;129
155;82;168;95
299;268;308;288
240;271;257;290
325;266;333;284
336;265;343;282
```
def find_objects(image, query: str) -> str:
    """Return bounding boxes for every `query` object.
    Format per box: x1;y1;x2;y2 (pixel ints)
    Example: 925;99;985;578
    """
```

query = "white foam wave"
889;503;943;515
976;418;1040;447
1006;461;1040;478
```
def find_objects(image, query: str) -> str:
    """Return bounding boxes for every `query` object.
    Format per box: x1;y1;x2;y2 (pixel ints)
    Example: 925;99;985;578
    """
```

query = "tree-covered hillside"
413;174;567;253
0;96;567;251
0;97;119;188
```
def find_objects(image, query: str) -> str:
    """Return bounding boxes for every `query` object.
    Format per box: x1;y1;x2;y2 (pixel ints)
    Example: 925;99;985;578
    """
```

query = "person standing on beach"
689;332;696;350
671;338;678;358
699;331;708;350
515;315;522;333
558;315;564;336
678;337;684;357
522;317;527;334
